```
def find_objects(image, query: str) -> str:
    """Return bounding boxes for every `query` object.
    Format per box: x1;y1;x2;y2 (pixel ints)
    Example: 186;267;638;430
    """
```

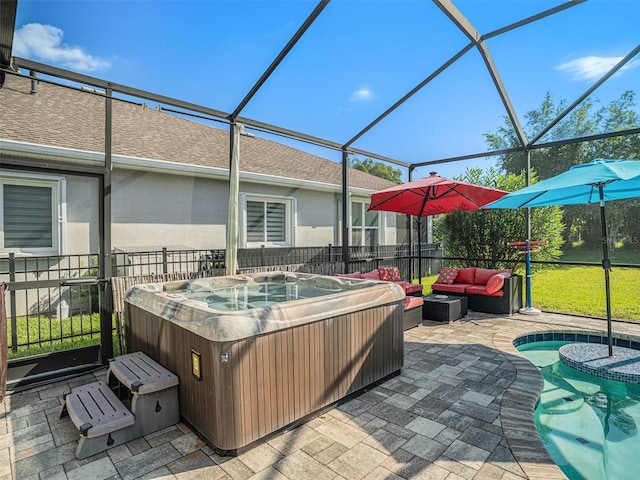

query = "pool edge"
493;324;574;480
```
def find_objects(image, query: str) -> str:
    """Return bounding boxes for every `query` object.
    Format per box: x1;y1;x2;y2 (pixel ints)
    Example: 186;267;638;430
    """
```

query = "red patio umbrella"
368;172;508;281
368;172;508;216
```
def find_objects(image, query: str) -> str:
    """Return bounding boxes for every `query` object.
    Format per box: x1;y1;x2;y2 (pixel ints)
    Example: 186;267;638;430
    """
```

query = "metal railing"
1;253;101;356
110;244;444;278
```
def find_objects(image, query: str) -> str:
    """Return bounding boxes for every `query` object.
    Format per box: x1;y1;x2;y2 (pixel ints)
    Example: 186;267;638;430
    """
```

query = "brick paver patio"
3;310;640;480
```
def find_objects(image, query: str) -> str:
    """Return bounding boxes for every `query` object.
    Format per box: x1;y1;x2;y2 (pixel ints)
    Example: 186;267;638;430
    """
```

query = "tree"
433;167;564;273
484;91;640;249
351;157;402;184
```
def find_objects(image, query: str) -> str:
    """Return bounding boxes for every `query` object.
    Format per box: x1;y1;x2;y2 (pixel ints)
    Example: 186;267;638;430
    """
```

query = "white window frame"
0;172;67;256
350;199;380;247
240;193;296;247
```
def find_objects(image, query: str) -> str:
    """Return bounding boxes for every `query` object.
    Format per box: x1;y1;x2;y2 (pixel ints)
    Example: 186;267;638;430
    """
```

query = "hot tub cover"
125;271;405;342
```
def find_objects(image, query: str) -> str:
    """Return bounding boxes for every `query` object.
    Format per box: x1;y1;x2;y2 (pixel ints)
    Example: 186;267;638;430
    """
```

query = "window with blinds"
4;184;53;248
1;174;63;255
246;200;287;243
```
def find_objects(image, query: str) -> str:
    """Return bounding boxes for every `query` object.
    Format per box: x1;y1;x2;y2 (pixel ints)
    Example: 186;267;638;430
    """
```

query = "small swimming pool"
518;340;640;480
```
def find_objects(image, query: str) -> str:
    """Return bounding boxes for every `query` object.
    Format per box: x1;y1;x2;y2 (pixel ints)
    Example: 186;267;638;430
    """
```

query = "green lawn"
7;313;119;360
530;265;640;320
560;246;640;264
534;247;640;320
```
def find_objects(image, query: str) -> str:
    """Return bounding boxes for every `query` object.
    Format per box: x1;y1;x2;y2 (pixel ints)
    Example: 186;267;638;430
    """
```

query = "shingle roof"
0;74;396;191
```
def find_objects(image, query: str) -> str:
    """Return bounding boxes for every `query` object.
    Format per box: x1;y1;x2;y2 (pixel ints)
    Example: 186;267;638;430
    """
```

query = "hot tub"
124;271;405;454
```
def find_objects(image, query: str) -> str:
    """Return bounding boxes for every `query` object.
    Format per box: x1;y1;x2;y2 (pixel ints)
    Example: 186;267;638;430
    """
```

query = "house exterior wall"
110;169;356;250
111;169;228;250
3;165;397;258
67;176;100;254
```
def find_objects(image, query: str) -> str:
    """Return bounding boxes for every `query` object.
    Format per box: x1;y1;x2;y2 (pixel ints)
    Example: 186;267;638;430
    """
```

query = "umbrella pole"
599;185;613;357
519;153;540;316
417;217;422;284
525;240;533;308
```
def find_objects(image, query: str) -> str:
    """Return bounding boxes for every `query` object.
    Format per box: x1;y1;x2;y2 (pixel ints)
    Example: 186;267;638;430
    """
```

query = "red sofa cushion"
403;296;424;310
474;268;497;286
466;285;504;297
474;268;512;285
378;266;402;282
434;267;458;285
485;273;509;294
361;270;381;280
402;282;423;295
455;267;476;284
431;283;469;294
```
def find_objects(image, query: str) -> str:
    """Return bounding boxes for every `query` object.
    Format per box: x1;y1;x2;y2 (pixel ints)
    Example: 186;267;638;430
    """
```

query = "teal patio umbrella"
483;159;640;356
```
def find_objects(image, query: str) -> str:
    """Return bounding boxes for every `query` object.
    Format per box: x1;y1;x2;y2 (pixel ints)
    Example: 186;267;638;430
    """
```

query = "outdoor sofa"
431;266;522;314
337;266;424;330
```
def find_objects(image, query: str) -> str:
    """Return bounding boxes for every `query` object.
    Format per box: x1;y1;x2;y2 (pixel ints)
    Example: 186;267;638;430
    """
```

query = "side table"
422;294;467;323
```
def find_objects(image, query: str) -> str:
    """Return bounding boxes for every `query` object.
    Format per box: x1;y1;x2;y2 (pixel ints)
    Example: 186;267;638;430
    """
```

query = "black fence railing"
110;244;444;277
0;252;101;356
112;247;222;277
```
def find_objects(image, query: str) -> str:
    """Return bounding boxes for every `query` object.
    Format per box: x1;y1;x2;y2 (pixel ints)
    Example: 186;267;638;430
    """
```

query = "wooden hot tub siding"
125;300;404;453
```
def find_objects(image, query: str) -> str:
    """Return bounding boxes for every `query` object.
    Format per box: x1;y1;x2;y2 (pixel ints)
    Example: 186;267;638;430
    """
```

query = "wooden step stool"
61;351;179;459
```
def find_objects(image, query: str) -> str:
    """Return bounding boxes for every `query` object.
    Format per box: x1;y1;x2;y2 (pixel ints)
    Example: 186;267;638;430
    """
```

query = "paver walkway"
3;310;640;480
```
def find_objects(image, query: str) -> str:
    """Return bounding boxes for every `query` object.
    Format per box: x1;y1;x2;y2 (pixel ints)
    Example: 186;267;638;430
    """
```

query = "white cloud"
556;55;639;81
349;88;372;102
13;23;111;72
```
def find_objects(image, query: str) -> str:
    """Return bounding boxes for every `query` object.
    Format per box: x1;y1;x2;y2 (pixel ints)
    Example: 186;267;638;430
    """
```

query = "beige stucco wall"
111;169;228;250
3;167;398;258
110;169;352;250
66;176;100;254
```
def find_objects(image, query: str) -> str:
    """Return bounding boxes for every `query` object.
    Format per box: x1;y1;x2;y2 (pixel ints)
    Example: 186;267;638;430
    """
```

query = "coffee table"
422;294;467;323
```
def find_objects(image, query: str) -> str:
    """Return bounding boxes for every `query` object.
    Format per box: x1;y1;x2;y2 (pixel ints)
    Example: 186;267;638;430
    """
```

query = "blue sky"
12;0;640;180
